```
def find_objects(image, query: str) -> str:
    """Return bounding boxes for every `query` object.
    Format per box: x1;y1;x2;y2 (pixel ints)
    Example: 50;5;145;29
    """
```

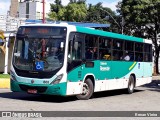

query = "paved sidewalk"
152;76;160;84
152;75;160;80
0;78;10;88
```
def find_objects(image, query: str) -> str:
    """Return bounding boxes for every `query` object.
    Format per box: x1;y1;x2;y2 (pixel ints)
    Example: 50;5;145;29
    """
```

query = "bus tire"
76;78;94;100
127;75;135;94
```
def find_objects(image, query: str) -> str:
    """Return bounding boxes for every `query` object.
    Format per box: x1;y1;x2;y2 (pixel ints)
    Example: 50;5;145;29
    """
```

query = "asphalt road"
0;79;160;119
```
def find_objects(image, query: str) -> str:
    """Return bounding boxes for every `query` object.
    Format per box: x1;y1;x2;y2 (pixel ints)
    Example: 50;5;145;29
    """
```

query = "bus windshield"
13;26;67;72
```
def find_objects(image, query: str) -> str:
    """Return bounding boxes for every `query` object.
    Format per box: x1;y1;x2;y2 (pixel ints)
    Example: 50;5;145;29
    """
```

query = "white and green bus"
10;23;152;100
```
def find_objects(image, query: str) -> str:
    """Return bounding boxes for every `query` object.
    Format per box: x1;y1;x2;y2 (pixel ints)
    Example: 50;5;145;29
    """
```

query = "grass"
0;74;10;78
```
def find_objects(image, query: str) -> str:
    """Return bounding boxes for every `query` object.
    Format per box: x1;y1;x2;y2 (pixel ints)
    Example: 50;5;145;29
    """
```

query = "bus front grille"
19;84;47;93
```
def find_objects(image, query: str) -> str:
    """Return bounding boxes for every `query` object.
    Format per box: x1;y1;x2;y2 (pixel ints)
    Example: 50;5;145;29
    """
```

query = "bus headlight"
10;70;17;81
50;74;63;85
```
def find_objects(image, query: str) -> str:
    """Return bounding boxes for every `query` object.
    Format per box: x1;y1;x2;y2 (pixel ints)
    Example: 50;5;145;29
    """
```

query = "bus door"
67;33;85;82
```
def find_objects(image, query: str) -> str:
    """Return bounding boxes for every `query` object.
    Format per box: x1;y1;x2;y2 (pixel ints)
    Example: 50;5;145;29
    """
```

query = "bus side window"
73;41;82;60
85;35;98;60
144;44;152;62
125;41;134;61
99;37;112;60
112;39;123;61
135;42;143;62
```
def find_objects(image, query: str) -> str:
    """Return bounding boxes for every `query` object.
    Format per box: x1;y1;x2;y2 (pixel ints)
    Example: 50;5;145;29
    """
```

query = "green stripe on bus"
129;62;137;70
76;26;144;43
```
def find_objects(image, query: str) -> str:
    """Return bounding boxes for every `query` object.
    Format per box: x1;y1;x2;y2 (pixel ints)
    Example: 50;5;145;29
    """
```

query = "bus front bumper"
10;80;67;96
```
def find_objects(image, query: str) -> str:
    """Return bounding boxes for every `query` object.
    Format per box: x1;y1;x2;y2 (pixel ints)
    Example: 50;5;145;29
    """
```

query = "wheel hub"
82;83;89;95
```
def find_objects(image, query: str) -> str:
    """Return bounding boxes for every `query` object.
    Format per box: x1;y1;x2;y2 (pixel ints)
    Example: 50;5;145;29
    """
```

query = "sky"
0;0;120;15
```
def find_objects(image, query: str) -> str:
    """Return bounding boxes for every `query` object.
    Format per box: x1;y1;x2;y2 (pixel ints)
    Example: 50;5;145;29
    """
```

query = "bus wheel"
127;75;135;94
76;78;94;100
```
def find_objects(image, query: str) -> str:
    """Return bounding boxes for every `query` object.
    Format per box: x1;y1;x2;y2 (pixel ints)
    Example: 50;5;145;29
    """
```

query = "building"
10;0;19;17
9;0;50;19
18;0;50;20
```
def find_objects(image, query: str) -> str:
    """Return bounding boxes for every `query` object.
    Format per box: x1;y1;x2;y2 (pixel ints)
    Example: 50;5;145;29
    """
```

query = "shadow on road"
92;89;143;99
0;88;144;102
141;80;160;92
0;92;77;103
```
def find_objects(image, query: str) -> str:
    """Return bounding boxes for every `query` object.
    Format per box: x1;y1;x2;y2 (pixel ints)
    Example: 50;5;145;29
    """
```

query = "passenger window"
135;42;143;62
113;50;123;60
125;41;134;51
135;42;143;52
124;41;134;61
113;39;123;50
99;37;112;60
85;35;98;59
112;39;123;61
143;44;152;62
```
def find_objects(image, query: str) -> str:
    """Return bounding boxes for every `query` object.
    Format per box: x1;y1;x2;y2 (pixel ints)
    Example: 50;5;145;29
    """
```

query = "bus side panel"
143;62;152;77
110;61;136;89
136;62;152;86
67;61;152;94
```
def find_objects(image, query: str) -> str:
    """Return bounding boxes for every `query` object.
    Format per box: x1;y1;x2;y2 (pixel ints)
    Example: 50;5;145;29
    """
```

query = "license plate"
28;89;37;94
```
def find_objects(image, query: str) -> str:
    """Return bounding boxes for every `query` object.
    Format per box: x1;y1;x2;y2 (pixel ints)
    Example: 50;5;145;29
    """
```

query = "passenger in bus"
50;46;58;56
86;48;93;59
144;54;149;61
137;54;143;61
92;47;98;59
85;47;98;59
123;51;130;61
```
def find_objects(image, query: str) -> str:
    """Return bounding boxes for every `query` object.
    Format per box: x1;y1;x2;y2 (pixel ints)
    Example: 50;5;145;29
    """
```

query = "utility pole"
101;8;124;34
42;0;45;23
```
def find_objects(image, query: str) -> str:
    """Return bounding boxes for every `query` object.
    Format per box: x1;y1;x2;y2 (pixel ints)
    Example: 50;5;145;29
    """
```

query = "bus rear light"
50;74;63;85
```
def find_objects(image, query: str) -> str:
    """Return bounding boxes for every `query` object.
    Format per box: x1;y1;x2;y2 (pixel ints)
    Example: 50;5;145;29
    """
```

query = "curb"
0;78;10;89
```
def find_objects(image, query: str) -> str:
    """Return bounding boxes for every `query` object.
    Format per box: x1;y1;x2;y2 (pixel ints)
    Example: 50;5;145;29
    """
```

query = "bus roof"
19;23;152;44
76;26;145;43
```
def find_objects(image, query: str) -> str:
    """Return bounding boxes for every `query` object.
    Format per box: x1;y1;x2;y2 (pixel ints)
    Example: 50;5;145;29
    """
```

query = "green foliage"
119;0;160;74
49;0;87;22
48;1;116;26
0;74;10;78
65;3;87;22
85;2;115;23
119;0;160;34
48;0;63;20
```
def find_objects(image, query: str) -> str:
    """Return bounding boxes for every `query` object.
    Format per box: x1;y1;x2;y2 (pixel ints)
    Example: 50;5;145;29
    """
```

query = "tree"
86;3;114;22
118;0;160;74
69;0;86;4
51;0;62;13
85;2;117;32
65;2;87;22
48;0;63;20
49;0;87;21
